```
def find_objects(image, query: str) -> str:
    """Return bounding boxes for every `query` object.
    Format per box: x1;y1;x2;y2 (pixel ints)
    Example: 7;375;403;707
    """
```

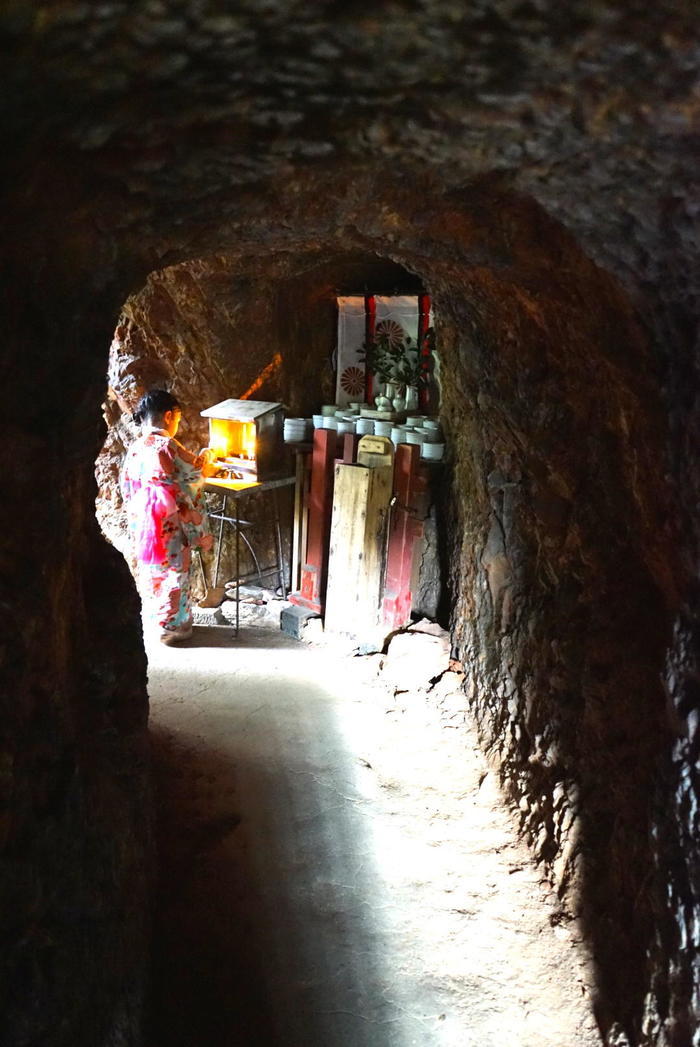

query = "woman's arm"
196;448;218;477
171;438;219;475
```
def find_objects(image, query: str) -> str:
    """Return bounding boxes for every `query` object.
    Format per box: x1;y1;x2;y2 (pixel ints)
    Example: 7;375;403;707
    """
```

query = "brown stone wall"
97;253;418;574
1;4;698;1046
0;280;153;1045
95;256;339;584
429;207;679;1042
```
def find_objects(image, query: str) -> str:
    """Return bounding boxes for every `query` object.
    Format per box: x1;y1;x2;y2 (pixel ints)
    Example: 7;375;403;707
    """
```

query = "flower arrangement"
360;324;434;392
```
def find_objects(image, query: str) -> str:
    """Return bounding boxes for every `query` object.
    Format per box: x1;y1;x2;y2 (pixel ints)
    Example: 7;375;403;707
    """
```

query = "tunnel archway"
4;5;699;1044
86;181;682;1044
2;139;694;1046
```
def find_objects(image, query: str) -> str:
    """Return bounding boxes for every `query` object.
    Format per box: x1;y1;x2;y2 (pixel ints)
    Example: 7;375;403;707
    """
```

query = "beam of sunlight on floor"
145;624;600;1047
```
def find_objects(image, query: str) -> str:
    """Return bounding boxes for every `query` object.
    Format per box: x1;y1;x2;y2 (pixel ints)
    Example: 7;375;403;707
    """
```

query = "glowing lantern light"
200;399;285;481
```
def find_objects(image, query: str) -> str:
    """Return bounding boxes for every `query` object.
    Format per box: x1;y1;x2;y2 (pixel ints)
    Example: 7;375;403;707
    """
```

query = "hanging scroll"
335;295;430;406
335;296;367;406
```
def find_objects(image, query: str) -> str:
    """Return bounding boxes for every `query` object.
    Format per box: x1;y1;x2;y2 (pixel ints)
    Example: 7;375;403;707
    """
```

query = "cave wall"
97;252;418;574
97;255;337;578
430;209;680;1043
1;4;698;1046
0;278;154;1045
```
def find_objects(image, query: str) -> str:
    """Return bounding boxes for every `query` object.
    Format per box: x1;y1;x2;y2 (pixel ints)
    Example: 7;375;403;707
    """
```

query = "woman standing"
121;389;215;645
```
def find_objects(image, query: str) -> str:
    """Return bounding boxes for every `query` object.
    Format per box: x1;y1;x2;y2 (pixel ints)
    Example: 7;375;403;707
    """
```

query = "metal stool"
204;477;295;632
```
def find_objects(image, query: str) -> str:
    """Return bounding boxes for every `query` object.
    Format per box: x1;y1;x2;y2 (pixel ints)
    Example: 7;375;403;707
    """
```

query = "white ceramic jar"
421;442;445;460
416;427;437;443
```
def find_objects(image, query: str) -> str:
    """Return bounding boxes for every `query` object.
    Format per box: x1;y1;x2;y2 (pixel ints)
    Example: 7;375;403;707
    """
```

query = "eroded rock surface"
1;3;698;1045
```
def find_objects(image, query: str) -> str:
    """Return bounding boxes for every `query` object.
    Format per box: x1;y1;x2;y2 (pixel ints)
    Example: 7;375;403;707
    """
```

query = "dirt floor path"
145;618;601;1047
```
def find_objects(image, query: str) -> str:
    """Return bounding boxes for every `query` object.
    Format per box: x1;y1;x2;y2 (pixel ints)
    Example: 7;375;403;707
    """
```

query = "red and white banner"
335;295;431;406
335;296;367;405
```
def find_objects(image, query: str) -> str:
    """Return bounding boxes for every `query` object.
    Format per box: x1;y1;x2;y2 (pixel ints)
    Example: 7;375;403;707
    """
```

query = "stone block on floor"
280;603;322;641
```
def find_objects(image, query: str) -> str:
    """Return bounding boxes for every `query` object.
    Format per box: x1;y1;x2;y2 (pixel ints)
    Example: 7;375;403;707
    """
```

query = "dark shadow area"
146;727;276;1047
3;6;698;1045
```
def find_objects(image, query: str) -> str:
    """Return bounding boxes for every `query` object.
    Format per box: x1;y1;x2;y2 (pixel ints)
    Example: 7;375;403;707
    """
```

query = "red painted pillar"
342;433;359;463
290;428;337;613
381;443;427;629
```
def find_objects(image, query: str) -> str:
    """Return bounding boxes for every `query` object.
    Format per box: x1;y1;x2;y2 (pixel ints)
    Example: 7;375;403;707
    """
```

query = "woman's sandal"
160;625;194;646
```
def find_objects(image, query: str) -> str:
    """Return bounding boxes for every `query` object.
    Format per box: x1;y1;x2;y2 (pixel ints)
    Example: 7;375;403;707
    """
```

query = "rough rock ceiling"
1;6;698;1047
2;1;697;291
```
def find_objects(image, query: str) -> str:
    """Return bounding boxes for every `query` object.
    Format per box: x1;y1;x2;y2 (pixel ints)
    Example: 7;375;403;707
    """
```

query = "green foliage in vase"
360;327;434;390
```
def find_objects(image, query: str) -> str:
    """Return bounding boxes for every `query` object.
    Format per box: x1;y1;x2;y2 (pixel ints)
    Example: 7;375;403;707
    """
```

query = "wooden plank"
325;461;393;640
358;409;395;420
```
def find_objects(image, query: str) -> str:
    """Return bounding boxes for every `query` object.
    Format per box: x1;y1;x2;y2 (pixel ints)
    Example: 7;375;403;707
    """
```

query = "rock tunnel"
1;4;698;1046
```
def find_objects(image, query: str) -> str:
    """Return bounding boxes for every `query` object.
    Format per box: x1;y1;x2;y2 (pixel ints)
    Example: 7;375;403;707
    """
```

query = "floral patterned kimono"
121;428;211;635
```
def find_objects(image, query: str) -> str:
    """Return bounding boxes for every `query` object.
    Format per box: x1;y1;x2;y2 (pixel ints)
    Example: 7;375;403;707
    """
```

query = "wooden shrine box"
201;399;285;481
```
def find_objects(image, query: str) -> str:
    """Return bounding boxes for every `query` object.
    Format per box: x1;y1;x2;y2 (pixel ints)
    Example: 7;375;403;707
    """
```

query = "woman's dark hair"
133;389;181;425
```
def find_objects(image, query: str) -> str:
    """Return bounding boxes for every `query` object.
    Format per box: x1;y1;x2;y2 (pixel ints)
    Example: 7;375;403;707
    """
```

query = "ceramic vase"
375;383;393;412
374;387;391;410
405;385;420;412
